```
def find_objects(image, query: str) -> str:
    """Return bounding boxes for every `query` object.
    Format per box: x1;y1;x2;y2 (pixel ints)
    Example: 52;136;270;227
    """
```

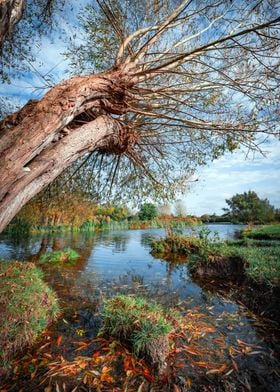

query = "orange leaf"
195;362;217;369
183;346;201;355
143;369;154;382
206;364;227;375
56;336;63;346
73;341;88;346
173;363;185;368
231;359;239;372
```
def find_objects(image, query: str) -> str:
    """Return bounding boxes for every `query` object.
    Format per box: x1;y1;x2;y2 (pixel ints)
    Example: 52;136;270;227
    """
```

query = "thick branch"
0;115;118;232
0;68;131;202
0;0;24;47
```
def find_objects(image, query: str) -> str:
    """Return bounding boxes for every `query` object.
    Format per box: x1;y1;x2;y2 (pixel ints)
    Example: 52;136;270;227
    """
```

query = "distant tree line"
201;191;279;224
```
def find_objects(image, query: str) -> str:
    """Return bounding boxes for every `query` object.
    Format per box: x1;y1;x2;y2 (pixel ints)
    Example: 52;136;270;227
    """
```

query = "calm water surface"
0;224;279;390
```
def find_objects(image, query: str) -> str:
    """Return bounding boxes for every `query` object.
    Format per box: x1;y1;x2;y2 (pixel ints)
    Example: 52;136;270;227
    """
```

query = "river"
0;224;279;391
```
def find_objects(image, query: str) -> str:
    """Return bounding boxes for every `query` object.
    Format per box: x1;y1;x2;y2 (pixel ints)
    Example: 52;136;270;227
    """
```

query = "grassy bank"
240;224;280;240
0;261;59;368
5;217;201;236
151;234;280;287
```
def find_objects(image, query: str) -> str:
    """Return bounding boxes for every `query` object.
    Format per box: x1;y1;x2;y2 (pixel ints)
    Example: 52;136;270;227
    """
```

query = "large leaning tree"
0;0;279;232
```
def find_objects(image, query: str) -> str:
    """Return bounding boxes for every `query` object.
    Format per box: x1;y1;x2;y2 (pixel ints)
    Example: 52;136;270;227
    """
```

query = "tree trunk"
0;68;132;232
0;0;24;47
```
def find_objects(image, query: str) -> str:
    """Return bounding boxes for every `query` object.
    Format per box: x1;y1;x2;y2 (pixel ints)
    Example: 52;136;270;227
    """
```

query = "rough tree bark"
0;0;279;233
0;0;24;47
0;67;135;232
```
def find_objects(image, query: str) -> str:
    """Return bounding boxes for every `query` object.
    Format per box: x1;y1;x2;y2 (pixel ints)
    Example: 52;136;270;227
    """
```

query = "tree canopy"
0;0;279;231
223;191;276;224
138;203;158;221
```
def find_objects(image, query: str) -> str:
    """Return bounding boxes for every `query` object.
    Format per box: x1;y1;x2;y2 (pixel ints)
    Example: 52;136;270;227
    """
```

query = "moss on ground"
0;261;59;367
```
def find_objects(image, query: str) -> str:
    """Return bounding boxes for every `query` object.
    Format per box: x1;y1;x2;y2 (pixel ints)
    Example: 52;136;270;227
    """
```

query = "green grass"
151;234;280;287
225;245;280;285
100;295;172;356
0;261;59;367
241;224;280;240
39;248;79;265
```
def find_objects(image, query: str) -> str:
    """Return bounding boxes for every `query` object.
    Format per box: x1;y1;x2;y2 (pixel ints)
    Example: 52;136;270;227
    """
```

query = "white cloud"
182;141;280;215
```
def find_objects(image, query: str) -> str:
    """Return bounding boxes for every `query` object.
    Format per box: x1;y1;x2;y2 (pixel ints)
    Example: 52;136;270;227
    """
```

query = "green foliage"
138;203;158;221
39;248;79;265
0;261;59;367
101;295;172;356
223;191;276;224
240;224;280;240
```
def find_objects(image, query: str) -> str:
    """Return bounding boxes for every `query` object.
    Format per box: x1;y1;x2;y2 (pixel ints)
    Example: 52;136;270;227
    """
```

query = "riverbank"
151;234;280;320
4;216;201;236
240;223;280;240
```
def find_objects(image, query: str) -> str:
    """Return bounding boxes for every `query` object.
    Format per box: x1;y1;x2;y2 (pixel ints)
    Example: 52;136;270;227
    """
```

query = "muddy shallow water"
0;225;279;391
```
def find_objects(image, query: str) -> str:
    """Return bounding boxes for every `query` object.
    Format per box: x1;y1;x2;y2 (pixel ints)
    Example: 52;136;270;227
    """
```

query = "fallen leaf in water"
248;351;263;355
73;341;88;347
206;363;227;375
37;342;51;352
225;369;234;376
56;336;62;346
183;346;201;355
173;363;185;368
195;362;213;368
143;368;154;382
186;378;192;388
231;359;239;372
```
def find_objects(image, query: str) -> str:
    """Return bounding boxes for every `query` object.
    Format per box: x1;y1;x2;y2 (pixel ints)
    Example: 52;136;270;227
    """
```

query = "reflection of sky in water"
0;225;245;311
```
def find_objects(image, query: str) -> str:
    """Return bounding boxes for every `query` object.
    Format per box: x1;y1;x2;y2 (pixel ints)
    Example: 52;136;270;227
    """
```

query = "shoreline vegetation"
4;216;202;236
151;224;280;320
3;191;279;236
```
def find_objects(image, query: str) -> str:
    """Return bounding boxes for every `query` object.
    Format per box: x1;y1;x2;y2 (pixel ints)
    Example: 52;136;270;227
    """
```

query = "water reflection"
0;226;279;390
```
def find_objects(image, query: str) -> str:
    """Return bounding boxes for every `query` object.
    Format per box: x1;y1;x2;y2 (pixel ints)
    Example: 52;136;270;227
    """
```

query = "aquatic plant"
39;248;79;265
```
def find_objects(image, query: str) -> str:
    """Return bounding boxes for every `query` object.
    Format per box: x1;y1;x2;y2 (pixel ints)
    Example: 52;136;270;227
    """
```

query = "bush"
0;261;59;367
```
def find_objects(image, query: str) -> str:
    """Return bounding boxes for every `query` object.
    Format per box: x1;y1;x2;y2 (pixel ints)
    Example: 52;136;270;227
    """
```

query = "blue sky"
1;2;279;216
182;140;280;215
